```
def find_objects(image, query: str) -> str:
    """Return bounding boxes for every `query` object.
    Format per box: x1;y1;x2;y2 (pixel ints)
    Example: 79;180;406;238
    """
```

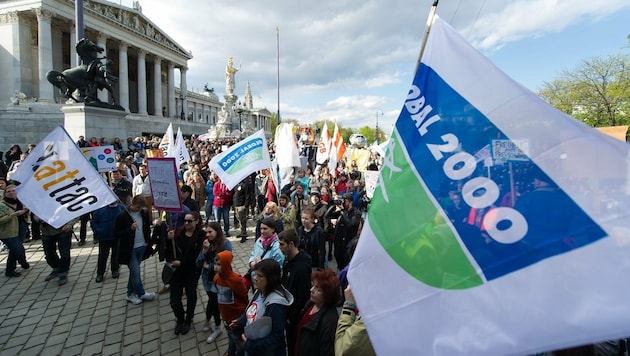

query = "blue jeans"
213;206;231;234
42;232;72;276
204;199;214;223
127;246;146;297
1;236;27;274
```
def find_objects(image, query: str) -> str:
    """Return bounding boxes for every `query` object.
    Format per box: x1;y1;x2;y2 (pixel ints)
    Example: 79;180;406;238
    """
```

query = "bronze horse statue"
47;38;122;109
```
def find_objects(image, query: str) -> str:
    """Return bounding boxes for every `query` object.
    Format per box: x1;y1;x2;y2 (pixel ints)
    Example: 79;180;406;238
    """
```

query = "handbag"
161;238;177;284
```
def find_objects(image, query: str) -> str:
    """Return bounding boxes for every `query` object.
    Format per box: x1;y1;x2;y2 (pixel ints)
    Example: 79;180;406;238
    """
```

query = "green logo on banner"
225;148;264;174
368;132;483;289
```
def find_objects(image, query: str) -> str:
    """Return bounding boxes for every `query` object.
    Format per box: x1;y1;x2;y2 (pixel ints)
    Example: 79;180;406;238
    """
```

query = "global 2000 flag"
348;15;630;356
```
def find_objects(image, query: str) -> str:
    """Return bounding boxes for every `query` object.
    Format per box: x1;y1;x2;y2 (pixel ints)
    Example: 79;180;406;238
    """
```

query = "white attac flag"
174;127;191;166
159;123;175;157
315;121;331;165
11;126;117;228
209;129;271;190
349;15;630;356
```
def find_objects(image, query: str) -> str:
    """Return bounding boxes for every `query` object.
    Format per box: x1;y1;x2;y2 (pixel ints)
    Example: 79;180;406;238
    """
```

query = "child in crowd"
213;250;249;355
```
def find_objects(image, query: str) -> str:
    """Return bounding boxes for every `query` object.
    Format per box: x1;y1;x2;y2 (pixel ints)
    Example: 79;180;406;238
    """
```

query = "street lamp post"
375;109;383;144
236;101;244;136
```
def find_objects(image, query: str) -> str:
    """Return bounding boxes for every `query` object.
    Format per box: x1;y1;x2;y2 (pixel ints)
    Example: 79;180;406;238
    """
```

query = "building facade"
0;0;271;149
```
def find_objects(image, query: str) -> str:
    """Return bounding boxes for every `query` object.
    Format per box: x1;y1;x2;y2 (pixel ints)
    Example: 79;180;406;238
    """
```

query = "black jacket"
282;250;312;327
296;301;339;356
115;208;151;265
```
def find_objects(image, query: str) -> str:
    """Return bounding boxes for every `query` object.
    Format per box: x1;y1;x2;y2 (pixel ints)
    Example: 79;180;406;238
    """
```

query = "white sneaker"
126;294;142;305
206;324;223;343
140;292;156;301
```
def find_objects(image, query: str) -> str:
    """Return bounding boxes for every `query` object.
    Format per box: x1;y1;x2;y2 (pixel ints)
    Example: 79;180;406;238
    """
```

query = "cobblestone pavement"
0;217;287;356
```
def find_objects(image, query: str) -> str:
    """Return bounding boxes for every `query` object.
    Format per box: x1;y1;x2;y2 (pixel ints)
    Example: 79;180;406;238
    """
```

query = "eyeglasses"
184;219;195;224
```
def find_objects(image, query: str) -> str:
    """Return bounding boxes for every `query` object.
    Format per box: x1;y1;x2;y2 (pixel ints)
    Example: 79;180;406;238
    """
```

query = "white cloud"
111;0;629;133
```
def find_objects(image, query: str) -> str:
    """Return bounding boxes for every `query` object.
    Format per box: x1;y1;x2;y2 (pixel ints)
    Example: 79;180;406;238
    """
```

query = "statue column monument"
216;57;241;136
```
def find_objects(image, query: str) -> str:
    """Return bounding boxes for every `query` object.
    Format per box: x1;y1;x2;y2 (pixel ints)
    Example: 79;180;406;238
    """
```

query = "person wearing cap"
327;194;361;270
180;184;200;212
306;189;328;230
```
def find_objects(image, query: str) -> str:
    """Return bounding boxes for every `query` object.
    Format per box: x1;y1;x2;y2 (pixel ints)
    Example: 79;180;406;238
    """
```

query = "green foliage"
357;126;387;144
538;53;630;127
270;113;278;133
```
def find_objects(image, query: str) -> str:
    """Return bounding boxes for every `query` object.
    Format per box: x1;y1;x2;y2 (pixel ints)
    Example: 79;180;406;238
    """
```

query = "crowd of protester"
4;130;630;355
1;132;383;356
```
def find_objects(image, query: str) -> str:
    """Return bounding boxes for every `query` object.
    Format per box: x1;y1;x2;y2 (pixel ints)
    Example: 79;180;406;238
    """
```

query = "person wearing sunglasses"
166;211;205;335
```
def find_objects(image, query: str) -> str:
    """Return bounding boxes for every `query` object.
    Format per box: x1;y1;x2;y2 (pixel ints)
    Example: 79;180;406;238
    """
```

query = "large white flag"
11;126;118;228
315;121;331;165
349;15;630;356
174;127;191;166
209;129;271;190
274;123;301;170
159;123;175;157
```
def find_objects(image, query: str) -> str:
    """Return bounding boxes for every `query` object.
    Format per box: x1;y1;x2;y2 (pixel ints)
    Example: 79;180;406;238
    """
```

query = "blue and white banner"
209;129;271;190
11;126;118;228
349;15;630;355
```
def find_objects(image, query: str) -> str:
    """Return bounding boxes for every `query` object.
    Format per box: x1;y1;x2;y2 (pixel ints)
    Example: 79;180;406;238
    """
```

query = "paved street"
0;221;271;356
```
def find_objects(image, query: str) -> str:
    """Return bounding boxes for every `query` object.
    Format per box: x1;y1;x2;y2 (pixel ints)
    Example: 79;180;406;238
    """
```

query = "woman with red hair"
294;269;340;356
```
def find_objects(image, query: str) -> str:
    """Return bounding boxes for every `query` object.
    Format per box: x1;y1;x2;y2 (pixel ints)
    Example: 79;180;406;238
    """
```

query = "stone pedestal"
61;104;128;142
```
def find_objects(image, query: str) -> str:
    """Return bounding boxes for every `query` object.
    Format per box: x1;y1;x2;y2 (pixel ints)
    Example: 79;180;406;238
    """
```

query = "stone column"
180;67;187;120
167;63;175;118
137;49;147;115
118;42;129;111
96;34;108;103
70;23;77;68
153;56;162;117
35;8;54;102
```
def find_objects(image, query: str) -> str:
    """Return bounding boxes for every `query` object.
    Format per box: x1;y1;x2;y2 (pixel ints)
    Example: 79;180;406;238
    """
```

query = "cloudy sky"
111;0;629;135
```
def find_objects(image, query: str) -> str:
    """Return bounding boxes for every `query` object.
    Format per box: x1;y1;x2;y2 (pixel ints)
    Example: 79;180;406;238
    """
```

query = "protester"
0;184;29;277
326;194;361;271
111;169;132;206
248;218;285;288
334;285;376;356
196;222;232;342
212;250;249;353
91;201;125;283
255;202;285;241
115;196;155;304
279;229;312;356
213;177;233;236
230;259;294;356
298;207;326;270
40;215;77;286
132;163;154;221
295;269;340;356
278;194;297;232
204;172;216;224
166;211;204;335
233;178;250;243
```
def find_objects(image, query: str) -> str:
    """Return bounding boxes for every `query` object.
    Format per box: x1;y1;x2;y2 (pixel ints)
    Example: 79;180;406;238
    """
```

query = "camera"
332;199;343;206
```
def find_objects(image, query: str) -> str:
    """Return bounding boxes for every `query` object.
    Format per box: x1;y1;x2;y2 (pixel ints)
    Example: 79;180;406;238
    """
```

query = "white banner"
209;129;271;190
146;158;183;212
11;126;117;228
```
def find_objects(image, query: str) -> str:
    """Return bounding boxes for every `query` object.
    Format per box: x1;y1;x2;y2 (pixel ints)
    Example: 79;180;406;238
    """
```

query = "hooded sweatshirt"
213;250;249;322
238;286;295;356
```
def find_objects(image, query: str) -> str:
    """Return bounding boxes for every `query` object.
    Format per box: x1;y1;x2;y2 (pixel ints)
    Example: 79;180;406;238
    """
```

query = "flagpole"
415;0;439;74
276;26;281;124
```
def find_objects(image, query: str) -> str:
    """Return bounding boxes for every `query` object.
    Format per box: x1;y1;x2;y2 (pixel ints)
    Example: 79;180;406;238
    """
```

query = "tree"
538;54;630;127
357;126;387;144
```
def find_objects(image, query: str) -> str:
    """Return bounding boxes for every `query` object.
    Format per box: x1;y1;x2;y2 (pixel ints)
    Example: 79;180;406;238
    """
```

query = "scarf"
3;196;21;209
261;233;277;250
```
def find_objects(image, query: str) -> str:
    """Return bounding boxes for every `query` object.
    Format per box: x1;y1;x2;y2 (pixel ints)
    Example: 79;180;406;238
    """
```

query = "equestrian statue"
47;38;124;110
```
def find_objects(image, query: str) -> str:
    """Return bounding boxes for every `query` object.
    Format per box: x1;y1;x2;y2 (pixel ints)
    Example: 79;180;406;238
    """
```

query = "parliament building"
0;0;271;148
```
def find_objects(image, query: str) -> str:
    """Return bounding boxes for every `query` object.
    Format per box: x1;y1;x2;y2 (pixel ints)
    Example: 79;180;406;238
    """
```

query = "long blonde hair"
259;201;281;221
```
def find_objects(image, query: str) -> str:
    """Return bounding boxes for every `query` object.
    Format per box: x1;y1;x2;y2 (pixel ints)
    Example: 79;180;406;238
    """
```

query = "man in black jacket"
232;178;249;242
329;194;361;271
279;229;312;356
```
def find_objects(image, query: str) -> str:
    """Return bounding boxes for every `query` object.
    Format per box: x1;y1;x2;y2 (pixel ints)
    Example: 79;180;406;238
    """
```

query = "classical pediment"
80;0;192;59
